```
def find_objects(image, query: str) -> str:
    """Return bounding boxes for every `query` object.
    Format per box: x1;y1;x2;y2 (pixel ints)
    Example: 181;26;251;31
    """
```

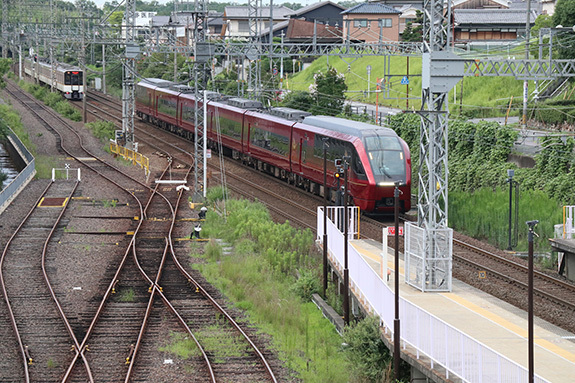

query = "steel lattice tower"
123;0;138;150
192;0;210;201
246;0;262;100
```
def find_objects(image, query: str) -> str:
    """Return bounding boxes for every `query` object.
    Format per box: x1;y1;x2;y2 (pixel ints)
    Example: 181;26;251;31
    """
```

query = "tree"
553;0;575;59
309;66;347;116
401;10;423;42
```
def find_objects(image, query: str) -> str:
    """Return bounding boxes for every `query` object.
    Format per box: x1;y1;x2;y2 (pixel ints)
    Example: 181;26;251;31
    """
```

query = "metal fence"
405;222;453;292
317;206;548;383
0;128;36;214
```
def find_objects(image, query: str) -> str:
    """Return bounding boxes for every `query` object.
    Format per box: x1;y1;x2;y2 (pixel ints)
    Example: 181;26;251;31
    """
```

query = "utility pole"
522;0;532;127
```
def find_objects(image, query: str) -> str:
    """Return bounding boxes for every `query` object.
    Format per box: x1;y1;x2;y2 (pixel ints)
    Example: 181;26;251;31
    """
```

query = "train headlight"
378;182;396;186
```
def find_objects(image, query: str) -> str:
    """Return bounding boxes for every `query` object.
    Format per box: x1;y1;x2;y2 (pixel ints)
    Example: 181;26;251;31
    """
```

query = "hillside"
285;54;539;118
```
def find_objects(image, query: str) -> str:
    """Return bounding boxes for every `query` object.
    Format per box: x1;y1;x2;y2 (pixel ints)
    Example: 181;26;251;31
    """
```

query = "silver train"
23;57;84;100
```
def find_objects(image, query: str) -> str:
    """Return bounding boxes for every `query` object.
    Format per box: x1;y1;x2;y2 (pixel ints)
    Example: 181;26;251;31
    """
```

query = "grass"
287;54;533;117
449;187;563;253
117;288;135;302
159;332;200;359
193;199;351;382
34;155;60;179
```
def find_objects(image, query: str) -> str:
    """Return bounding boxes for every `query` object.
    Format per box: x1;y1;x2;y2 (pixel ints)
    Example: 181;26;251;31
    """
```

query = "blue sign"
401;76;409;85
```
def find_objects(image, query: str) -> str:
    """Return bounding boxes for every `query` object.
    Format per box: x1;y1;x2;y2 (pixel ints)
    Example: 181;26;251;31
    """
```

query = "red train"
135;78;411;213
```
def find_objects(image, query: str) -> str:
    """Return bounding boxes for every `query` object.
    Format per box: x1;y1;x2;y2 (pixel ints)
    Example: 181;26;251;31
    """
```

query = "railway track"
84;89;575;334
2;83;280;382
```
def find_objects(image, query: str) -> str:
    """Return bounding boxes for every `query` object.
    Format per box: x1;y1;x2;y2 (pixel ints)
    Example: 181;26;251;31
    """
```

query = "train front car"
60;65;83;100
302;116;411;214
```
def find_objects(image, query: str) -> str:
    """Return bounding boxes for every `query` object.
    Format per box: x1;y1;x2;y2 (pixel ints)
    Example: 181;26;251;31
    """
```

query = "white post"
383;227;389;282
51;168;55;182
77;168;81;181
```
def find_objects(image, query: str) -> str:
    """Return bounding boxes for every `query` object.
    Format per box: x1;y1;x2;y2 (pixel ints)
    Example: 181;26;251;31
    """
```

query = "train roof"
26;58;83;73
302;115;396;139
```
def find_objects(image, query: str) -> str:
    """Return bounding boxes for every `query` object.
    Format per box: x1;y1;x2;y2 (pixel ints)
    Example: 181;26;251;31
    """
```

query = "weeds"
193;194;350;382
117;288;135;302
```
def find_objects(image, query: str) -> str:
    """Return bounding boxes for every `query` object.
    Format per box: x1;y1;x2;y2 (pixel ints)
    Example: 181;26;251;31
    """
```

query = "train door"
246;122;251;154
298;138;303;173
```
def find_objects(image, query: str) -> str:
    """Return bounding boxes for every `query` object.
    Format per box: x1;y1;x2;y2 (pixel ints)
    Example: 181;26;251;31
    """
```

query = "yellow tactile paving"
442;292;575;364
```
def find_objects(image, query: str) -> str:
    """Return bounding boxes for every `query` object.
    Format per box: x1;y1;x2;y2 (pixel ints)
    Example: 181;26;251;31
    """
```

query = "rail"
317;207;549;383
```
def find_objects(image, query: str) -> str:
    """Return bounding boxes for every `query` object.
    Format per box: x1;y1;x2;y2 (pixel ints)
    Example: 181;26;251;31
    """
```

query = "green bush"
342;316;402;382
291;269;320;302
86;120;117;141
54;101;81;121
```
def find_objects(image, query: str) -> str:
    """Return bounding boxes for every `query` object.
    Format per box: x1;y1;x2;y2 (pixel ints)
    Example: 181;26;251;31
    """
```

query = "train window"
158;97;177;117
364;136;402;151
251;127;289;155
367;148;405;177
216;112;242;139
352;152;366;177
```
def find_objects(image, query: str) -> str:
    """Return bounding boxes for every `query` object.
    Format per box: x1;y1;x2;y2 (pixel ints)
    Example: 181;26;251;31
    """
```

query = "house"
221;6;295;38
540;0;556;15
290;1;346;27
207;12;224;36
453;9;537;45
341;3;402;43
369;1;423;35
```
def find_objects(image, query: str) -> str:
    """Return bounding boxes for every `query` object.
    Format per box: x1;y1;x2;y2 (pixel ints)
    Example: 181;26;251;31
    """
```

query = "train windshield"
64;71;82;85
364;136;405;178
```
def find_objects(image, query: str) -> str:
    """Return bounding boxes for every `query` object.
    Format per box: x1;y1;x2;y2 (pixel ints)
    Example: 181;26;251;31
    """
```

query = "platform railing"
317;207;549;383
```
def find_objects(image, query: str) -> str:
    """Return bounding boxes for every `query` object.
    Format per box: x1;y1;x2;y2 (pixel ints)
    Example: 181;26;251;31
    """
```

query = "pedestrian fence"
317;206;548;383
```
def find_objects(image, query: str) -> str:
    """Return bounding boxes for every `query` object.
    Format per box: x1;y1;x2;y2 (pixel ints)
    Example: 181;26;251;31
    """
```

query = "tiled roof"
454;9;535;25
151;16;170;27
224;6;295;19
452;0;509;8
341;3;401;15
294;1;346;15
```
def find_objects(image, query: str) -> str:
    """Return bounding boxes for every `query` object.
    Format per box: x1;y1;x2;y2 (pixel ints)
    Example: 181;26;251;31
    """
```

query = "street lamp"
322;137;329;298
393;180;402;381
507;169;515;250
526;219;539;383
342;156;350;326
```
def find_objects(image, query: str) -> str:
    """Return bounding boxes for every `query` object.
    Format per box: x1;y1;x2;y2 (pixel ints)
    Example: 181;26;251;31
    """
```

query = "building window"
379;18;392;28
238;20;249;33
354;19;368;28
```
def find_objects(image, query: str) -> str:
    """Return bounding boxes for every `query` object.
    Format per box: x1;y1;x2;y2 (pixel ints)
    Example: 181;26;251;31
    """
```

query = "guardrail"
0;128;36;214
317;206;548;383
109;142;150;176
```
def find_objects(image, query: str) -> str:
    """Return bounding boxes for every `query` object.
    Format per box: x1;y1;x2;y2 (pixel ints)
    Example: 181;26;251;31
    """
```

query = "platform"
351;239;575;383
549;238;575;282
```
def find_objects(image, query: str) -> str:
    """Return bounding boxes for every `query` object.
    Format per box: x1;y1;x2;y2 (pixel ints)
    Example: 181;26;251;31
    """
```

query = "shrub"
86;120;117;141
291;269;320;302
342;316;393;382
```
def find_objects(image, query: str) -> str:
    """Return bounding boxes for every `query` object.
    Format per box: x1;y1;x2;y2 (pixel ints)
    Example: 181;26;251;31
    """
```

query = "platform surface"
350;239;575;383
